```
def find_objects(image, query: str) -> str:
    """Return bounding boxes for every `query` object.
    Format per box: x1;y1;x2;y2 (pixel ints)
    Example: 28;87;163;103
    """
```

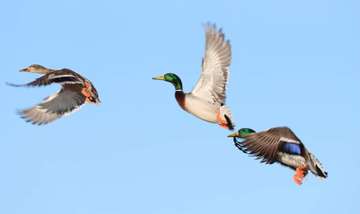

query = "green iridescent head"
152;73;183;90
228;128;256;138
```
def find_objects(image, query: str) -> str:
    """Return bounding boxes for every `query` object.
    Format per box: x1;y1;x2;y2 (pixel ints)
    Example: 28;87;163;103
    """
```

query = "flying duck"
8;64;100;125
228;127;328;185
152;23;234;130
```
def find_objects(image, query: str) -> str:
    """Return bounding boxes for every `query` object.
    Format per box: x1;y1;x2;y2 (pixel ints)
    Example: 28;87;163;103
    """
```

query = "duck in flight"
228;127;328;185
153;23;234;130
7;64;100;125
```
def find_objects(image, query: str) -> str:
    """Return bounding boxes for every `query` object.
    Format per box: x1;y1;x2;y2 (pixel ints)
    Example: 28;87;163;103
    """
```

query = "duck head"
20;64;50;74
228;128;256;138
152;73;183;91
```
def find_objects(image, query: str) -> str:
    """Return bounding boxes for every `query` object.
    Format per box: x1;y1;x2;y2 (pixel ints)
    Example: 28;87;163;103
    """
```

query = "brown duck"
8;64;100;125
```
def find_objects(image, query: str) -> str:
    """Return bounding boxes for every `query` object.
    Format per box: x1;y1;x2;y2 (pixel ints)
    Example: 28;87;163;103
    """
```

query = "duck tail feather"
308;152;328;179
220;105;235;130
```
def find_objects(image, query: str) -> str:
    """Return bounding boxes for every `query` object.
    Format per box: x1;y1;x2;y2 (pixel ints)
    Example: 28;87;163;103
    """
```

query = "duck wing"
19;84;86;125
7;69;83;87
191;23;231;105
235;127;302;164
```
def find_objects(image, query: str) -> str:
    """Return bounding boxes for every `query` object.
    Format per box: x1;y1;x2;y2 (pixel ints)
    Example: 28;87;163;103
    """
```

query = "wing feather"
8;70;83;87
19;84;86;125
235;127;301;164
191;23;231;104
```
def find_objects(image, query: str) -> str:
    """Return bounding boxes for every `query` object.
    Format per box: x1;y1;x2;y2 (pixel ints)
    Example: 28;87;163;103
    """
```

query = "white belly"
277;152;306;168
182;94;219;123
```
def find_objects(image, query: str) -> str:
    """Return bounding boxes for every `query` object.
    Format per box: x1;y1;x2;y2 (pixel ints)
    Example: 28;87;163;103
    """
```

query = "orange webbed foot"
81;87;91;98
293;166;307;186
81;81;92;99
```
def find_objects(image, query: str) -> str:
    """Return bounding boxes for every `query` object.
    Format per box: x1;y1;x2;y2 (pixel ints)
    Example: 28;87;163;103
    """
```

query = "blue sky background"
0;0;359;213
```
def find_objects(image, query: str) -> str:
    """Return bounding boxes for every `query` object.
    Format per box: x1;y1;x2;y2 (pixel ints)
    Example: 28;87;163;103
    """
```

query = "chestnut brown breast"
175;91;186;109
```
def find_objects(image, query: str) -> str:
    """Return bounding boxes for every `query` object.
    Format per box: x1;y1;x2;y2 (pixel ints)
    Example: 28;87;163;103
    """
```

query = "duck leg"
293;166;307;185
81;82;92;102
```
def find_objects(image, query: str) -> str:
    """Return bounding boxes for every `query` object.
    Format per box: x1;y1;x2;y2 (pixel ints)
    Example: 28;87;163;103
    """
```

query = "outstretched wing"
7;70;83;87
19;84;86;125
235;127;302;164
191;23;231;104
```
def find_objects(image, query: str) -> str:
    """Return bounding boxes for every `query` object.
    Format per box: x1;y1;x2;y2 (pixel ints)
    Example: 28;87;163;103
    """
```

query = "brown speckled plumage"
8;64;100;125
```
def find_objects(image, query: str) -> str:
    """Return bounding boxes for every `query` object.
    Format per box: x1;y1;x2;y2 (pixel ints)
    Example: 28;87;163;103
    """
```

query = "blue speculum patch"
282;143;301;155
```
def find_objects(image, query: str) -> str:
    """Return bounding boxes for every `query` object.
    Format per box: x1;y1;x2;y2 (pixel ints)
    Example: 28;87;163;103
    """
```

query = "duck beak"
227;132;240;138
152;75;165;80
20;67;29;72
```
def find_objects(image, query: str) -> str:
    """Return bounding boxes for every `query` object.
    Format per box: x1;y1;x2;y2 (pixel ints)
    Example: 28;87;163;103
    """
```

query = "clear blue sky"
0;0;359;213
